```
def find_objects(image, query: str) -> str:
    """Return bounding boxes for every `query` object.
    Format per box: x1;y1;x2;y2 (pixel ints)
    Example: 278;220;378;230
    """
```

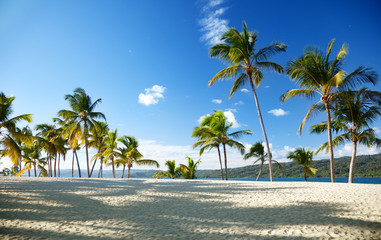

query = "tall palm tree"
244;142;282;181
115;136;159;178
287;147;317;182
179;156;201;179
281;39;378;182
209;22;286;181
0;92;32;169
58;88;106;177
311;89;381;183
193;111;251;180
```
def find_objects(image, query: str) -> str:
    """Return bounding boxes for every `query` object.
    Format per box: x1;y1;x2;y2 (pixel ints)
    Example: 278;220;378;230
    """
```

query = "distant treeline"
196;153;381;179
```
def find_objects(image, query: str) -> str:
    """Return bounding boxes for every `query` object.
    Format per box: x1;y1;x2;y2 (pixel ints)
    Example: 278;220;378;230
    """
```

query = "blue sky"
1;0;381;170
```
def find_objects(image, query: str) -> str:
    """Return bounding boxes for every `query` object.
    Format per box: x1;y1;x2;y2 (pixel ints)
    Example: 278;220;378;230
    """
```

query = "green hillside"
196;153;381;179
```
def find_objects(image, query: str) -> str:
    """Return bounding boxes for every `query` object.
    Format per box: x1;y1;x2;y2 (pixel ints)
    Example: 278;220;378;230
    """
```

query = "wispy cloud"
268;108;288;117
138;85;166;106
199;0;229;45
241;89;249;93
234;100;244;106
212;99;222;104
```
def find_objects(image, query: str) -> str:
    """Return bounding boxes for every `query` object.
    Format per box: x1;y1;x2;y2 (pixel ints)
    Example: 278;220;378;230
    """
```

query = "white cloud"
268;108;289;117
241;89;249;93
264;86;270;89
212;99;222;104
139;139;251;170
199;0;229;45
138;85;166;106
234;100;244;106
223;110;240;128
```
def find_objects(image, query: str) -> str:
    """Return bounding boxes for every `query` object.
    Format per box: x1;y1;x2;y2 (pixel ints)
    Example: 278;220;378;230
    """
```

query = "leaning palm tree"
244;142;282;181
209;22;287;181
115;136;159;178
194;111;251;180
0;92;32;169
179;156;201;179
58;88;106;177
287;147;317;182
281;39;378;182
311;89;381;183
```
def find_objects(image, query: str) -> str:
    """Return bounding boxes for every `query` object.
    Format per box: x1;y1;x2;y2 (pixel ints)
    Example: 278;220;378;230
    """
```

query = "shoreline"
1;178;380;239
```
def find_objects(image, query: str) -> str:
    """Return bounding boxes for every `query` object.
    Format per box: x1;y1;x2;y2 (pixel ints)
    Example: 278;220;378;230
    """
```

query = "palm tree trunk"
84;121;90;178
324;101;335;183
28;169;30;177
127;166;131;179
74;150;81;178
217;146;224;180
256;160;264;181
72;151;75;177
222;143;228;181
89;159;97;177
54;155;57;177
98;157;103;178
348;141;357;183
58;154;60;177
34;161;37;177
111;157;116;178
249;78;273;182
122;165;126;178
304;166;307;182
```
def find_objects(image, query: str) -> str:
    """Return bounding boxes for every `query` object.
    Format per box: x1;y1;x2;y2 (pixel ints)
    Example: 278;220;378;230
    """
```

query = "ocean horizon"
19;169;381;184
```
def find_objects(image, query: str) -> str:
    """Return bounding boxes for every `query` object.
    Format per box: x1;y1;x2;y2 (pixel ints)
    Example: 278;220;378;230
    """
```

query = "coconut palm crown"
0;92;32;166
209;21;287;182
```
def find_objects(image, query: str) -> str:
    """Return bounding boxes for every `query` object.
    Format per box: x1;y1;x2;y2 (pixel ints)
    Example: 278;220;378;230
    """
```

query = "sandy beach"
0;178;380;239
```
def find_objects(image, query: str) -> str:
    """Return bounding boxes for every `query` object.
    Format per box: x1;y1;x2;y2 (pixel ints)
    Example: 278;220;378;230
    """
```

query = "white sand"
0;178;380;239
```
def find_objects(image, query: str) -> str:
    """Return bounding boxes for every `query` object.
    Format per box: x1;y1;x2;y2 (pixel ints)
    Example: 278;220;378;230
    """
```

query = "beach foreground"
0;178;380;239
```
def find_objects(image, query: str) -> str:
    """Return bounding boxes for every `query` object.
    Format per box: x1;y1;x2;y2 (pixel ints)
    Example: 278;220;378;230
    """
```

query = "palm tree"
287;147;317;182
192;123;224;180
311;89;381;183
0;92;32;170
209;22;286;182
115;136;159;178
154;160;182;179
244;142;282;181
179;156;201;179
58;88;105;177
88;121;109;178
96;129;119;178
22;142;47;177
193;111;251;180
281;39;378;182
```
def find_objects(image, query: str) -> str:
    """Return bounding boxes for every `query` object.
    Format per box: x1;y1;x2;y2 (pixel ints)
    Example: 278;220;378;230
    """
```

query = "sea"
20;169;381;184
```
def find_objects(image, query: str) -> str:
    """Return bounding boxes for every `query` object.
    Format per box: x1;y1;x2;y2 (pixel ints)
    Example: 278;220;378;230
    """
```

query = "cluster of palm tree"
154;157;201;179
209;21;380;183
0;88;159;178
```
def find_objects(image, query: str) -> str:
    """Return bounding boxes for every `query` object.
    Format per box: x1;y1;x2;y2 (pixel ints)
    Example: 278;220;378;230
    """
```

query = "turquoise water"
203;177;381;184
